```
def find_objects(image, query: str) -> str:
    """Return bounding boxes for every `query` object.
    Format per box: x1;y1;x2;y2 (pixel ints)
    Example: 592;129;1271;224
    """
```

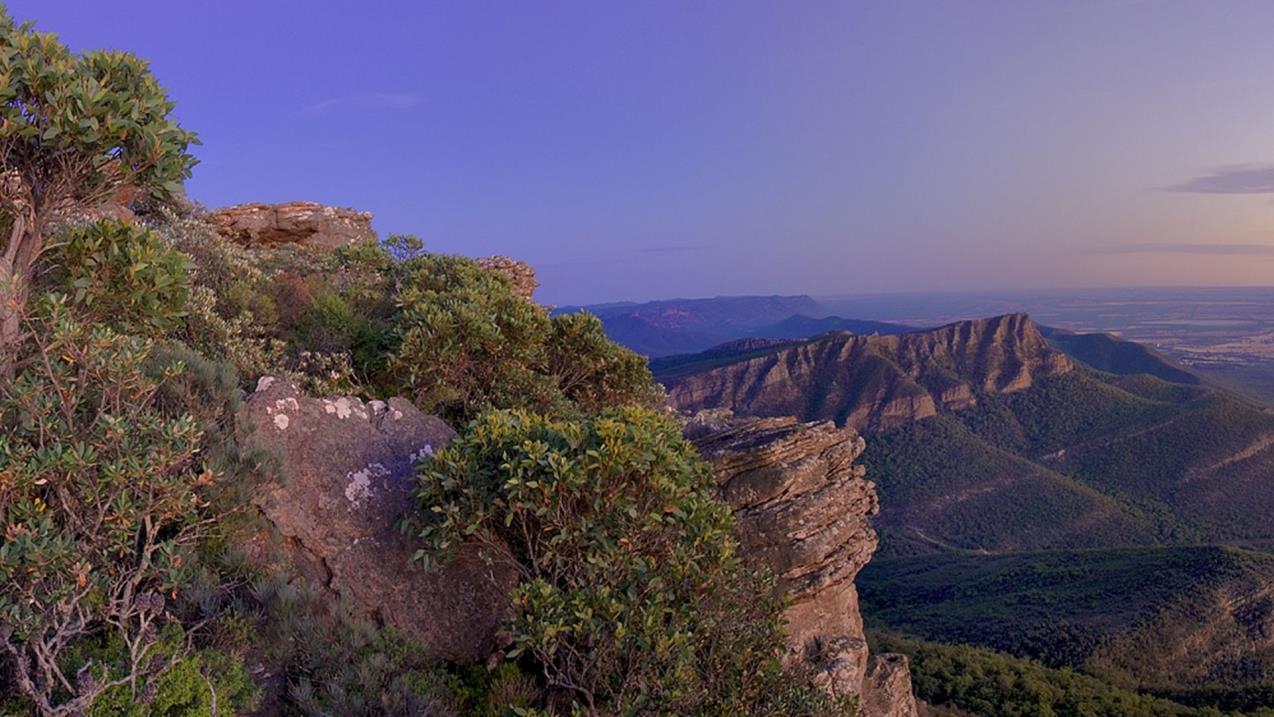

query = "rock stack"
686;411;918;716
210;201;376;249
477;255;539;301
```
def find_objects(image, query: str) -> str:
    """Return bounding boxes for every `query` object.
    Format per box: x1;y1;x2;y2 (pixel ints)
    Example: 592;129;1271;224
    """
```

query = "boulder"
477;255;538;301
210;201;375;249
686;410;917;715
239;377;513;661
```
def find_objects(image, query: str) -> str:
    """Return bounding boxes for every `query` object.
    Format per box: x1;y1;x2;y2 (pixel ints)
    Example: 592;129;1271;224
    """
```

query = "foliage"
412;408;852;716
390;254;558;420
0;8;196;361
545;312;661;413
85;628;257;717
0;299;227;716
870;631;1225;717
243;578;524;717
41;220;191;336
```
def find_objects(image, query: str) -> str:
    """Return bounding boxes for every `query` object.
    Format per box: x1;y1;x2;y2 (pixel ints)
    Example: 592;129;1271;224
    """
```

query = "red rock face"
239;377;513;662
686;411;918;715
210;201;376;249
476;255;539;301
667;313;1072;432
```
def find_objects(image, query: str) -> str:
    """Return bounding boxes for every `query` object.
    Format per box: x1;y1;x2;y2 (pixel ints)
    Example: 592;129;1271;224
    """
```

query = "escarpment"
239;377;514;662
686;411;918;716
210;201;377;248
665;313;1071;431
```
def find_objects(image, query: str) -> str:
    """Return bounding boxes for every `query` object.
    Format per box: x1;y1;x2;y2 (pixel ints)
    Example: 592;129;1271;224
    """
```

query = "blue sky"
11;1;1274;304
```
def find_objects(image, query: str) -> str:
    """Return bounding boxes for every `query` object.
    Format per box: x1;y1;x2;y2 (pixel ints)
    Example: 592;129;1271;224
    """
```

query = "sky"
10;0;1274;305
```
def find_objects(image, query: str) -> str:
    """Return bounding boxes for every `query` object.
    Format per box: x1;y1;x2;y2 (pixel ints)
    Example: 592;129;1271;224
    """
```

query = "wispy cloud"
1090;242;1274;256
633;243;715;254
304;92;420;115
1164;164;1274;194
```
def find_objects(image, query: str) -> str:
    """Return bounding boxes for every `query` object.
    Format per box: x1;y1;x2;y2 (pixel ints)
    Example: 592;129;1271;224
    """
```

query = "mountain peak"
662;314;1071;431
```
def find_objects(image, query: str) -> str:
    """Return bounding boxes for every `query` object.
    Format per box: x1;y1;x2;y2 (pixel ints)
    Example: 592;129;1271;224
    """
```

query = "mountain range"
646;308;1274;711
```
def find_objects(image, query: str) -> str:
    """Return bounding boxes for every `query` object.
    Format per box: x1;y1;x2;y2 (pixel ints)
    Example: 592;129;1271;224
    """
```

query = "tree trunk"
0;258;27;382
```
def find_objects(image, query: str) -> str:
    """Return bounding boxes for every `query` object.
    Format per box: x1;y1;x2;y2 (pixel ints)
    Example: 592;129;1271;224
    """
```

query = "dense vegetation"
0;10;846;716
870;632;1263;717
412;409;851;716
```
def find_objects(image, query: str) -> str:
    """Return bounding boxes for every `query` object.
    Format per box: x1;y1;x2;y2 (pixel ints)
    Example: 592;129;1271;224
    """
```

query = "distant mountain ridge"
556;294;911;356
663;313;1072;431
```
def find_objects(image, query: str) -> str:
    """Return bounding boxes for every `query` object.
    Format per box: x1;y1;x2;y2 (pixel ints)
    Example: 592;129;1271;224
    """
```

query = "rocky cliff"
686;411;918;716
210;201;376;248
666;314;1071;431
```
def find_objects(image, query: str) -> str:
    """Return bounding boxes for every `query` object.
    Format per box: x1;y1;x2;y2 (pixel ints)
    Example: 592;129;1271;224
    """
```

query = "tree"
0;10;196;374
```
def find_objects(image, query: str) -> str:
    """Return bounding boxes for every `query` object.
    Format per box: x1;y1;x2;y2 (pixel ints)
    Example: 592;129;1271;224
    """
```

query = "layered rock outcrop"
239;377;512;661
476;255;538;301
667;314;1071;431
686;411;917;715
210;201;376;249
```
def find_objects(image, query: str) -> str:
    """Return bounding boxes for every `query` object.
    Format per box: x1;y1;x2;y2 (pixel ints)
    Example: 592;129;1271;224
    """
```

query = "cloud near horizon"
1090;242;1274;256
304;92;420;114
1165;164;1274;194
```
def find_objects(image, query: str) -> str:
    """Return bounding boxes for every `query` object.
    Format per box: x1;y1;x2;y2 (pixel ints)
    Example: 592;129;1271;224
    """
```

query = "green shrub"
412;407;852;716
545;312;661;413
44;220;192;336
390;254;558;421
0;299;234;716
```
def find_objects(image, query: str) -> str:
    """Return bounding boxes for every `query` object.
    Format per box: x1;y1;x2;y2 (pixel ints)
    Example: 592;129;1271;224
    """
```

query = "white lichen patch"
391;408;404;420
369;400;388;416
344;463;389;508
273;414;290;431
323;397;361;420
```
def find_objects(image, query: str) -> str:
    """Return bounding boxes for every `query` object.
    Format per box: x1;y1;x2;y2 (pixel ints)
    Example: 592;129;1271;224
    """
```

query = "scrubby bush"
0;299;249;716
42;220;191;336
413;408;852;716
390;254;559;420
545;312;660;413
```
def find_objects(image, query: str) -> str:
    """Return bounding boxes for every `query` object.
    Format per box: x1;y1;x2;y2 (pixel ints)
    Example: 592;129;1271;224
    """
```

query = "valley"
617;298;1274;715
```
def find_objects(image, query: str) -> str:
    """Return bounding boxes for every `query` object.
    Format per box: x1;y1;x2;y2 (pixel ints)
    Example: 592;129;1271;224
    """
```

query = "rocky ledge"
686;411;918;716
210;201;376;249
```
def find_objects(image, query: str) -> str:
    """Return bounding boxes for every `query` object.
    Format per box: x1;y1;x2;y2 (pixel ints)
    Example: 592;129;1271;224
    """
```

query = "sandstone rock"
864;654;920;717
668;314;1072;432
686;411;917;715
210;201;375;249
239;377;513;661
477;255;538;301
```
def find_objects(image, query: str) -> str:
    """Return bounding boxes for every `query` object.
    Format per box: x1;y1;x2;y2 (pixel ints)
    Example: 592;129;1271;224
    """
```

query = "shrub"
0;299;229;716
390;254;558;421
412;407;852;716
545;312;662;413
43;220;192;336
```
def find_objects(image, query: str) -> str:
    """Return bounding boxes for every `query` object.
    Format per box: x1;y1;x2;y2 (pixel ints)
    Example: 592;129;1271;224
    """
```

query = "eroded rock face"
210;201;376;249
476;255;538;301
667;314;1072;432
240;377;512;661
686;411;917;716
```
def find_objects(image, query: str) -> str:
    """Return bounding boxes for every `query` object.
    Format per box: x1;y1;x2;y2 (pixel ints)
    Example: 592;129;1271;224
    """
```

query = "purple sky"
11;1;1274;305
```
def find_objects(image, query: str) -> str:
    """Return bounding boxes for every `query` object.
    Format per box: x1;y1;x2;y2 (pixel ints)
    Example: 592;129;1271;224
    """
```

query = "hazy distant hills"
656;311;1274;701
555;294;911;356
